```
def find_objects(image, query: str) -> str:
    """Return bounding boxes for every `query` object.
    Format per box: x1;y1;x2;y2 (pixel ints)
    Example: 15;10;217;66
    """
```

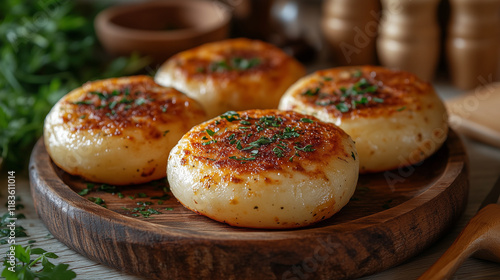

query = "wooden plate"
29;129;468;280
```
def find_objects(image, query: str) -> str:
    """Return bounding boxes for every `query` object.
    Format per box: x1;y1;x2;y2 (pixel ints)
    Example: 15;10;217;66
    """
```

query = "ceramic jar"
447;0;500;90
377;0;441;81
321;0;380;66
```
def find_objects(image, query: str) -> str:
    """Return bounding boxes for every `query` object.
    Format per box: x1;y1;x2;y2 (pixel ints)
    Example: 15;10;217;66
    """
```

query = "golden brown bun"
167;109;359;229
44;76;207;185
279;66;448;173
155;38;306;118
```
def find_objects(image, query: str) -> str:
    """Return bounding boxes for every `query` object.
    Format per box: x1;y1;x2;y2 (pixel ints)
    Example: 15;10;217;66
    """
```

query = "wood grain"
418;203;500;279
29;130;468;280
446;83;500;148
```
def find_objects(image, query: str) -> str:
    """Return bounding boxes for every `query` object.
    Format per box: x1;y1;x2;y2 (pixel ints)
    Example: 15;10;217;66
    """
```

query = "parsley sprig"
1;213;27;245
0;0;150;171
1;245;76;280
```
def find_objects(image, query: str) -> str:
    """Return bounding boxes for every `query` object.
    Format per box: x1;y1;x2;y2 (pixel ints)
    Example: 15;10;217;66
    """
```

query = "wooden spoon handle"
418;204;500;280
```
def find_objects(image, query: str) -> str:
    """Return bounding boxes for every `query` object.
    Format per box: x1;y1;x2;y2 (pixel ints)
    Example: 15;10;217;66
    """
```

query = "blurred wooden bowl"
95;0;230;64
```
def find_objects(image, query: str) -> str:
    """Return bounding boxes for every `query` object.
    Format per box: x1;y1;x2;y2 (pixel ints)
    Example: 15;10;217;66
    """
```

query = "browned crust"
295;66;433;119
168;38;303;80
59;76;205;137
180;109;353;175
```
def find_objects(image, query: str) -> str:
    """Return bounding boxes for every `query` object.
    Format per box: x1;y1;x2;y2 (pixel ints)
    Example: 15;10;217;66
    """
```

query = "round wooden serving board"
29;130;468;280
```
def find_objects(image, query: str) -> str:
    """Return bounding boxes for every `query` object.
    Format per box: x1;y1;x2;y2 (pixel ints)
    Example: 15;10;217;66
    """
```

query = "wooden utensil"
419;176;500;280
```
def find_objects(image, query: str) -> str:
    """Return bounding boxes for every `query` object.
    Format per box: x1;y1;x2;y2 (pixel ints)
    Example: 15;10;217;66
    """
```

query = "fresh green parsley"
1;213;27;244
88;197;106;208
294;144;315;152
273;147;284;158
206;129;216;136
1;245;76;280
229;156;256;161
336;102;349;113
209;57;261;72
242;137;273;150
220;111;240;122
300;118;314;123
302;87;320;96
73;100;93;105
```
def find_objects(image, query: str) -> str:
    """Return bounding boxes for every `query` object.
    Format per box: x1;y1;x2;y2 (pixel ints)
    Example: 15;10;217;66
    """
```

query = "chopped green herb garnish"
323;76;333;81
209;57;261;72
236;140;243;150
78;183;95;196
137;193;148;198
258;115;282;127
242;137;273;150
294;144;315;152
397;106;406;111
279;127;300;139
135;98;146;105
353;70;362;78
210;60;231;72
336;102;349;113
351;151;356;160
302;87;320;96
118;98;133;104
202;139;217;145
88;197;106;207
98;184;117;193
78;188;90;196
221;111;240;122
118;192;124;199
73;100;93;105
273;147;284;158
206;129;216;136
163;130;170;136
300;118;314;123
229;156;256;161
231;57;261;70
240;120;251;125
136;201;153;206
165;207;174;211
108;100;118;109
